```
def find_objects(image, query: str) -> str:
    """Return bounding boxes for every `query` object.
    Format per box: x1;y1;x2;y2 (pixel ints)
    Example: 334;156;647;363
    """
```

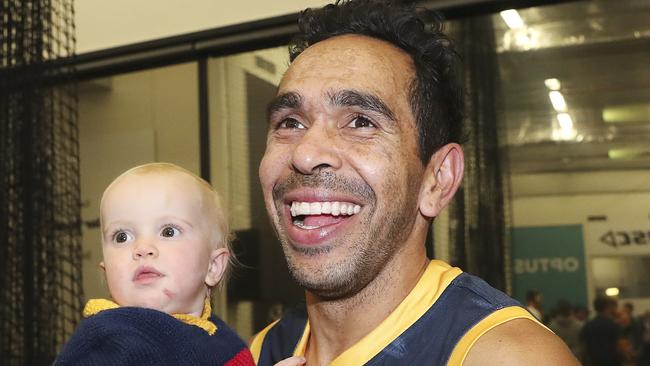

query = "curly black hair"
289;0;464;165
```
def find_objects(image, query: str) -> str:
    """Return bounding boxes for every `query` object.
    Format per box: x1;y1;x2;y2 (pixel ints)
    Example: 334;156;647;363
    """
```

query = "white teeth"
300;202;310;215
331;202;340;216
310;202;321;215
322;202;331;214
290;201;361;217
338;203;347;216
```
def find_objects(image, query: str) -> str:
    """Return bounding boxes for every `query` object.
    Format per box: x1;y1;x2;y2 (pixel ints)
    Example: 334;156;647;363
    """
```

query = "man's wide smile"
270;171;375;246
290;200;361;229
281;197;366;246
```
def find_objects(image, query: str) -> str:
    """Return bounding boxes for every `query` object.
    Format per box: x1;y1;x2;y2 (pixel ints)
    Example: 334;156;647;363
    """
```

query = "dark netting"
0;0;82;364
445;16;512;292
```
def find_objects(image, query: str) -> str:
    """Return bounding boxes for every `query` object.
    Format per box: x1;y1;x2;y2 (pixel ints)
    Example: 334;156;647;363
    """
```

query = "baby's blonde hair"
100;162;235;286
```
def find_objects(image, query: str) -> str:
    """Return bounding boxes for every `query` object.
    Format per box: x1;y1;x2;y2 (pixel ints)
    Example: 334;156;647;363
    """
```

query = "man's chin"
295;278;354;300
287;263;366;301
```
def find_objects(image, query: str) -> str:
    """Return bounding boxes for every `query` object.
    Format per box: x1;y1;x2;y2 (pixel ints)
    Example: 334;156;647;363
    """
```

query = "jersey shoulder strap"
250;305;307;365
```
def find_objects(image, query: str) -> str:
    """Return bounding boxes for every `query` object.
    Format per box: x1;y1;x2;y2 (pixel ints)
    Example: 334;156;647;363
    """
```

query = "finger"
274;356;306;366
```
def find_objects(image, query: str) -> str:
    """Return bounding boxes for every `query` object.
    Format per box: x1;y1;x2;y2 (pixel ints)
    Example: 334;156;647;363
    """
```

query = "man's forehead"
279;34;414;91
276;36;415;118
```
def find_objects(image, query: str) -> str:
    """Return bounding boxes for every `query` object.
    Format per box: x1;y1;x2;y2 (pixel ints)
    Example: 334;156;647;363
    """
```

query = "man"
580;297;622;366
251;1;578;365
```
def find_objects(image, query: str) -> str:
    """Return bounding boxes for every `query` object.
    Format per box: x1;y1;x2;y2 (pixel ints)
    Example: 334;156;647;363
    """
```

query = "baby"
56;163;304;365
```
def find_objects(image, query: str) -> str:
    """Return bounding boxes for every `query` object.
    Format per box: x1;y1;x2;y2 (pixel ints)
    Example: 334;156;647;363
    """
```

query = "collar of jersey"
83;297;217;335
294;259;463;364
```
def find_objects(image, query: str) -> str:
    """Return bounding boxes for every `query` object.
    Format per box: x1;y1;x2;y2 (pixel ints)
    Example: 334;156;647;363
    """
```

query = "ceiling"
489;0;650;173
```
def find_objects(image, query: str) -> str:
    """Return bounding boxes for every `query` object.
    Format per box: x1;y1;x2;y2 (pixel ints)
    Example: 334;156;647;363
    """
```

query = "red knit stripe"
225;348;255;366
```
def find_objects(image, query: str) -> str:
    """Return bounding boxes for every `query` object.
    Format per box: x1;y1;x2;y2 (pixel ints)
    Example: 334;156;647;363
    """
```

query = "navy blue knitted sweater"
55;306;253;365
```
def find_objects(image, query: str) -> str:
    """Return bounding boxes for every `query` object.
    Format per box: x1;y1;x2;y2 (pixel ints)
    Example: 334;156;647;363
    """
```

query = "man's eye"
348;115;375;128
161;226;180;238
113;231;131;244
278;117;306;129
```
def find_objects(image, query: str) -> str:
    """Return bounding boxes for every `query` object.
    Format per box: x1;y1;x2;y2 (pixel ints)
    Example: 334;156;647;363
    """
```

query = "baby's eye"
277;117;306;130
161;226;181;238
113;231;132;244
347;115;376;129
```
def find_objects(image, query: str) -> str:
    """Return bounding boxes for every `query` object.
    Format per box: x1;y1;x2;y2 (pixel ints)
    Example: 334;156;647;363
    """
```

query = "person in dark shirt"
581;296;622;366
549;300;582;358
620;302;644;362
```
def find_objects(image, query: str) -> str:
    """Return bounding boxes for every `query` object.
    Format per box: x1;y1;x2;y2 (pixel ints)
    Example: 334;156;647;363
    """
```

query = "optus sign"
514;256;580;274
512;226;587;309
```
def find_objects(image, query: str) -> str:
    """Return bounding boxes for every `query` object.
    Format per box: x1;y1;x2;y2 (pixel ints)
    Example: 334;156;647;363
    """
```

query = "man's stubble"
271;169;420;300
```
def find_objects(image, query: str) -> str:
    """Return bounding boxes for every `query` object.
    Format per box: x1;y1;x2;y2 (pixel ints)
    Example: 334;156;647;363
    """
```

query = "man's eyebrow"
267;92;302;119
328;89;396;121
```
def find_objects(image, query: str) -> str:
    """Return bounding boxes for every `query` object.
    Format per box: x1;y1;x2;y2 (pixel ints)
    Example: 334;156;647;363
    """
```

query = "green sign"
512;225;588;315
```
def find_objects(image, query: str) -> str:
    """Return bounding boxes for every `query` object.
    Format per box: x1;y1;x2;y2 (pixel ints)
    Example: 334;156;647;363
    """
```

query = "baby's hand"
274;356;306;366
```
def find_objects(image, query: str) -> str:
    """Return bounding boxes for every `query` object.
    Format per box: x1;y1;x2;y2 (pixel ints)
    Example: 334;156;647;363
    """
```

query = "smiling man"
250;1;579;365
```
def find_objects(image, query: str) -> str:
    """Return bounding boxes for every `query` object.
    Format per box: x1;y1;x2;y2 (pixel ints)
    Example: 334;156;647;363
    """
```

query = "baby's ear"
205;248;229;287
99;261;106;272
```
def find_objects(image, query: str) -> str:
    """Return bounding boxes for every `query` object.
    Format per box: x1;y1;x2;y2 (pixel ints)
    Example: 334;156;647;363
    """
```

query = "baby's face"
100;170;222;316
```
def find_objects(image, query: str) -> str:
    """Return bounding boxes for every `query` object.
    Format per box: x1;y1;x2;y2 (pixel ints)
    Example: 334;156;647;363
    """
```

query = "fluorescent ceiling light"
602;103;650;124
500;9;525;29
605;287;619;297
544;78;561;91
608;147;650;160
549;91;567;112
557;113;573;130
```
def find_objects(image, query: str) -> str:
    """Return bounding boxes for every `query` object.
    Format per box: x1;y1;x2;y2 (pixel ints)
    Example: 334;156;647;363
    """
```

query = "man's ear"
205;248;230;287
418;143;464;218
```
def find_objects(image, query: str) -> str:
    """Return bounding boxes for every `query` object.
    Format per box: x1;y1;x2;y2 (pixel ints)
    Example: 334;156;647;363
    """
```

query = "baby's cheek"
105;267;129;301
163;288;176;299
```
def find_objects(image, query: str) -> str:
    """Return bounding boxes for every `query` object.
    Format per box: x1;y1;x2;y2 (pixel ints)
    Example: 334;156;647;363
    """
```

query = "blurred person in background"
639;311;650;366
622;303;644;361
616;303;646;366
526;290;544;321
574;305;590;325
581;297;622;366
548;299;582;359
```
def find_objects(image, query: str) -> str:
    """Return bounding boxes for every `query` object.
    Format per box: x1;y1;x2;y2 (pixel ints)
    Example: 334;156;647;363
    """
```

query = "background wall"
511;170;650;227
78;62;200;301
76;0;332;53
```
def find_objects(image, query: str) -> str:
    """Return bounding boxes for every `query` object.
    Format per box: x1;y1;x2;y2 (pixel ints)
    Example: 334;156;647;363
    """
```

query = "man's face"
259;35;426;299
100;171;218;316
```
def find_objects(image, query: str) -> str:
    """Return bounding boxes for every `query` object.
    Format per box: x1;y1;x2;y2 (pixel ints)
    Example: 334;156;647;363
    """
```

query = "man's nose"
290;124;342;174
132;239;158;260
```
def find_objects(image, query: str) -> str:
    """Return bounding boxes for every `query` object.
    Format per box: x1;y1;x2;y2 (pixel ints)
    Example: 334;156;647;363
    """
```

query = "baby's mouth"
133;266;163;282
290;201;361;229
